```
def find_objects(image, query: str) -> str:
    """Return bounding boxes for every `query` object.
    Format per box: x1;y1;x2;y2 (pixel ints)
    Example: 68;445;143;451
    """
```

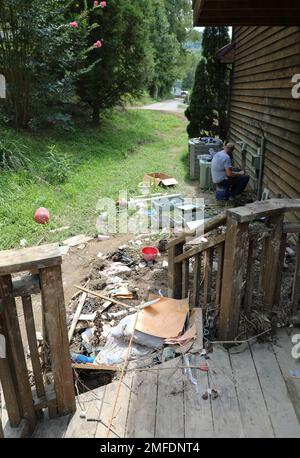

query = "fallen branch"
74;285;139;311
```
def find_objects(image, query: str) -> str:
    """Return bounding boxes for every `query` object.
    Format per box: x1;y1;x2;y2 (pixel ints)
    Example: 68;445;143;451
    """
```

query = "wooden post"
39;265;76;416
244;240;256;314
203;247;214;307
219;216;249;341
168;242;184;299
191;254;202;308
22;295;45;399
274;232;287;308
215;243;225;307
292;235;300;313
0;275;36;434
0;416;4;438
182;259;189;300
260;213;284;309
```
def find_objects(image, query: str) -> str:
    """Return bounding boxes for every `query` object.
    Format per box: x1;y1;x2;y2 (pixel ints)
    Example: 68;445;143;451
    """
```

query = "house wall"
228;26;300;204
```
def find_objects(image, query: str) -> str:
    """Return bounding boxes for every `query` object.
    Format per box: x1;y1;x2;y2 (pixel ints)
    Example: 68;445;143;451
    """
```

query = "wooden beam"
260;213;284;309
191;254;202;308
283;223;300;234
0;275;37;434
215;243;225;307
182;260;190;300
68;292;87;343
39;265;76;416
292;235;300;314
168;242;184;299
175;233;226;264
21;295;45;399
0;244;62;276
203;248;214;308
228;199;300;224
219;217;249;341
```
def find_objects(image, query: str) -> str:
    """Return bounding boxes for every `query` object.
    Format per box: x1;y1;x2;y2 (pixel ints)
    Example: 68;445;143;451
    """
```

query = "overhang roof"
215;42;235;63
193;0;300;26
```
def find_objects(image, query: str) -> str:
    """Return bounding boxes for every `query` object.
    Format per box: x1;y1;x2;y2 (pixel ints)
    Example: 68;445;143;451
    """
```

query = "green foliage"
41;145;72;185
185;26;230;140
0;138;31;171
0;0;91;128
77;0;154;126
185;58;214;138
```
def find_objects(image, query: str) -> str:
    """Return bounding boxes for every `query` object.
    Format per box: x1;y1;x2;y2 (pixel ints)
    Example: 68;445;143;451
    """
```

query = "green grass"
0;109;190;250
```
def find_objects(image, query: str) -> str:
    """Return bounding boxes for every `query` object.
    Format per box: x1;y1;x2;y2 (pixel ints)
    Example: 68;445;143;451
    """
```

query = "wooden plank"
95;374;133;438
0;417;4;438
155;358;185;438
71;363;120;372
0;275;36;435
229;344;274;438
167;211;227;249
65;385;106;438
251;341;300;438
203;248;213;307
260;213;284;309
175;233;226;264
184;354;214;438
39;265;76;416
12;275;40;298
191;254;202;308
182;259;189;300
219;217;249;341
22;295;45;399
229;199;300;224
292;235;300;313
274;232;287;307
208;345;244;438
0;244;62;276
168;242;184;299
0;325;21;427
215;243;224;307
273;329;300;424
68;293;87;342
244;240;256;314
190;308;203;354
126;369;158;438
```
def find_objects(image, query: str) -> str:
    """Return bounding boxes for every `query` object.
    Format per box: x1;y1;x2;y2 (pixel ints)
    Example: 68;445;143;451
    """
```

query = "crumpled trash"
94;314;164;366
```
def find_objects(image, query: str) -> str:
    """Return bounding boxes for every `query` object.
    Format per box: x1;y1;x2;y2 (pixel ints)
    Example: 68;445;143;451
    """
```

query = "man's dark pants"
217;175;250;197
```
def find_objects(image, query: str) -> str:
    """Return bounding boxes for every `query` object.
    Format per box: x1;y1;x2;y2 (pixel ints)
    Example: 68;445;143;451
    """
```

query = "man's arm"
225;167;245;178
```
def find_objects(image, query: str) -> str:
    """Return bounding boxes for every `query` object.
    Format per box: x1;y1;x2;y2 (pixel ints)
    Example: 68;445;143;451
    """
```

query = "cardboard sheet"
135;294;189;338
143;173;178;187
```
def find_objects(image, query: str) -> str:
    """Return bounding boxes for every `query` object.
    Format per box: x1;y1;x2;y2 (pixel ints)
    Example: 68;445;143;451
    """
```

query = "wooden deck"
3;329;300;438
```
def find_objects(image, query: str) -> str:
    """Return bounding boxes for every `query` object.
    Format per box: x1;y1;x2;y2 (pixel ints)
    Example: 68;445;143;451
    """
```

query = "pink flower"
100;1;107;7
69;21;78;28
93;40;103;49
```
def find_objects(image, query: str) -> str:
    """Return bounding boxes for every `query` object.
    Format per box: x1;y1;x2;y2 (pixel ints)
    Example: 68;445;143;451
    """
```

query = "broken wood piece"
68;292;87;342
63;234;93;247
78;312;97;322
72;363;120;372
74;285;139;311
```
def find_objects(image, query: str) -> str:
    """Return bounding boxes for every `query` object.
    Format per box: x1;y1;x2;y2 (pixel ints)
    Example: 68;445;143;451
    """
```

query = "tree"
202;26;230;140
0;0;89;128
148;0;181;99
77;0;154;126
185;58;215;138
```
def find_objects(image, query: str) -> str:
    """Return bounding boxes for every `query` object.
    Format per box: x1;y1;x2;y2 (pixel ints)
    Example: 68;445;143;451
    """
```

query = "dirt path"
138;98;186;113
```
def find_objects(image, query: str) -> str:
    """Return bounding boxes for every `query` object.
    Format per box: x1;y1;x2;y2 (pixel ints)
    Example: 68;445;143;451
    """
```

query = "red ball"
34;207;50;224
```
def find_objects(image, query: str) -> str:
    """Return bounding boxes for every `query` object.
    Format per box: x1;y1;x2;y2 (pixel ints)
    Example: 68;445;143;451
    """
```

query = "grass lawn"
0;109;191;250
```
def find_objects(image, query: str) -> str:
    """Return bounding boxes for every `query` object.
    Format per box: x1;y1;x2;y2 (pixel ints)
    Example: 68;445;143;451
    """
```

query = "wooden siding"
228;26;300;208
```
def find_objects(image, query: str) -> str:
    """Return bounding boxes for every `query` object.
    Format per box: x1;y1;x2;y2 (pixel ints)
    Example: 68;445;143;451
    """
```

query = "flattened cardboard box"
143;172;178;187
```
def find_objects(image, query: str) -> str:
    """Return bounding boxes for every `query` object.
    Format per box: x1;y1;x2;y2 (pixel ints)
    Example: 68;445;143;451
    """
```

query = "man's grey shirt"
211;150;232;184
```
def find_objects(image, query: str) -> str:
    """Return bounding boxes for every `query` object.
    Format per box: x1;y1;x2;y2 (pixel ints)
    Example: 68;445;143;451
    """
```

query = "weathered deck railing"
0;244;75;438
168;199;300;342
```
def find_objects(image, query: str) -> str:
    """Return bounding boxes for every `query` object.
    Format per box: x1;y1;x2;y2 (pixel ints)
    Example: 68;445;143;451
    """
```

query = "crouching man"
211;143;249;199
